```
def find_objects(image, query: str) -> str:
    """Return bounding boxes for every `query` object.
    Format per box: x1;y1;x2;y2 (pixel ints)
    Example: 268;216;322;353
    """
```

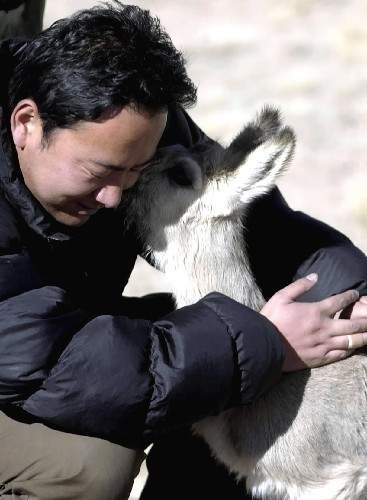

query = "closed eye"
80;164;109;180
130;162;152;173
89;155;157;173
167;165;193;186
89;171;107;179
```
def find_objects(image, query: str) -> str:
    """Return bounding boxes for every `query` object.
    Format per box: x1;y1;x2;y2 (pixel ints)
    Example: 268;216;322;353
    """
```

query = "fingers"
324;349;350;364
346;333;367;350
276;274;318;302
330;331;367;351
331;317;367;336
321;289;359;316
323;315;367;361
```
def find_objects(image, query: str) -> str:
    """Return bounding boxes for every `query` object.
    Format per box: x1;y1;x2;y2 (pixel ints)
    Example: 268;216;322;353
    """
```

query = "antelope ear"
222;106;282;173
237;125;296;201
214;107;295;202
216;120;296;209
167;157;203;190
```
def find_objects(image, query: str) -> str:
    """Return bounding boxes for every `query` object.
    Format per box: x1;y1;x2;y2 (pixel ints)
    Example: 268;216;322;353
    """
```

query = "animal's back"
194;349;367;498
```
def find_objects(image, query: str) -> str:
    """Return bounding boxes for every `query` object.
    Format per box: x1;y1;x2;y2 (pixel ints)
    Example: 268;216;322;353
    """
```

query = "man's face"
12;105;167;226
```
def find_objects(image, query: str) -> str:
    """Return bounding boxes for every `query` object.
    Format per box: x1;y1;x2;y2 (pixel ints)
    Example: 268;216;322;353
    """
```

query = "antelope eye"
167;164;194;187
166;158;203;190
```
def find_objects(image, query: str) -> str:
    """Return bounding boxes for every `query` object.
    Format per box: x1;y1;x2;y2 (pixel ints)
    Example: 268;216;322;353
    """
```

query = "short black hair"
9;1;197;139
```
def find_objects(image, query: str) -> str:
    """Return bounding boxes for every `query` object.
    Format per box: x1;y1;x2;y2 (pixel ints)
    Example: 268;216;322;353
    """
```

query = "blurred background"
43;0;367;299
5;1;366;496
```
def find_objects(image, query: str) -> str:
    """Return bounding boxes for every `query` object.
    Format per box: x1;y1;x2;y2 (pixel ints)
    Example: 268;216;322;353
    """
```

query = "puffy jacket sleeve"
246;187;367;301
0;251;284;448
0;250;92;403
19;291;283;448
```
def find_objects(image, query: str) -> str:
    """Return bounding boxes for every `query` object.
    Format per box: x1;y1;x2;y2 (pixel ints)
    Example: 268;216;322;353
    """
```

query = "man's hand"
260;274;367;372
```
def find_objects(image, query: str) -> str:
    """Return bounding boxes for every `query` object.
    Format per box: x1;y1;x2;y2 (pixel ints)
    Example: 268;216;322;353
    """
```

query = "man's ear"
10;99;40;150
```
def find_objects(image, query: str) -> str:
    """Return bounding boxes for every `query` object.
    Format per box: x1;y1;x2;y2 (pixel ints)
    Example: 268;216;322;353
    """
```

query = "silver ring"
347;334;354;350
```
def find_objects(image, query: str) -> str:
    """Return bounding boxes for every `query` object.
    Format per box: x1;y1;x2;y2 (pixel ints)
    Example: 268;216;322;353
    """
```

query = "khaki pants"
0;410;145;500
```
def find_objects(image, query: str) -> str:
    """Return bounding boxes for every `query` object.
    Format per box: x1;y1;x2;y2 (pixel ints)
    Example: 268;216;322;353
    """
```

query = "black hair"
8;1;197;139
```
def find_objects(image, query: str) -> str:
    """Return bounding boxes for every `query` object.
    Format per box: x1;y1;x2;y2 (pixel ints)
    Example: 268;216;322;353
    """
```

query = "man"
0;3;366;499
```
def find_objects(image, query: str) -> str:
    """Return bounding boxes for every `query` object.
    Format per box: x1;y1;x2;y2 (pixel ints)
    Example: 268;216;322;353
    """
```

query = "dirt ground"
43;1;367;497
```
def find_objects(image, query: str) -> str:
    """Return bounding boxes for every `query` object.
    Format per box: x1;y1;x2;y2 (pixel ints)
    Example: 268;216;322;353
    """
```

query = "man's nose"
94;184;124;209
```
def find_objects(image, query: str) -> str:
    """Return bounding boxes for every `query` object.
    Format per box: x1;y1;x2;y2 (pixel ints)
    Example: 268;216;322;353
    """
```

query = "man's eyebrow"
91;157;155;171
